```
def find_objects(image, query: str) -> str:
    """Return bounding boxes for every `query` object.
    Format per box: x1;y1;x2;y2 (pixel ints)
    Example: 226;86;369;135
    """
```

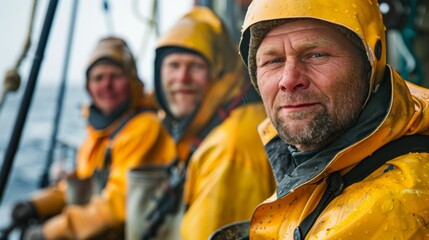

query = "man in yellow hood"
151;6;276;240
238;0;429;239
10;36;177;239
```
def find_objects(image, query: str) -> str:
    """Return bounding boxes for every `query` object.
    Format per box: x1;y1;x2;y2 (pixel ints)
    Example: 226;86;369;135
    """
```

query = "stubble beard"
269;81;366;152
166;89;198;119
271;108;341;151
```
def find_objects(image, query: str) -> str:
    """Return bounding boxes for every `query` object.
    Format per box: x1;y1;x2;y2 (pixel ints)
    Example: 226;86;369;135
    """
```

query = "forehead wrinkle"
257;33;290;58
257;33;330;61
268;22;338;44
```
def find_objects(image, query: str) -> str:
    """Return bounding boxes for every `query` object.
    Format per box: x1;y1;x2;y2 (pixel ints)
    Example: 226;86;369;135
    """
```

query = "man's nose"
101;76;114;88
278;60;309;92
176;66;192;83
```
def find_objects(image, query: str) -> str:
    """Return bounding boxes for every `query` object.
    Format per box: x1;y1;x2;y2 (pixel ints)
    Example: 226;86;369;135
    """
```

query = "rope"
0;0;38;110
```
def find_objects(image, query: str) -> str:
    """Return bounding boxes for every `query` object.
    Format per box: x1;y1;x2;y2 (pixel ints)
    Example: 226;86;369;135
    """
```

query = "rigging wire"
39;0;80;188
0;0;38;111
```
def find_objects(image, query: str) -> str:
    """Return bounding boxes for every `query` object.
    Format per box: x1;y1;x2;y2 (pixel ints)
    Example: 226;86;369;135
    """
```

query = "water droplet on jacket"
402;222;408;230
334;9;339;12
345;10;349;13
352;4;357;8
369;0;373;5
383;224;389;231
381;200;393;213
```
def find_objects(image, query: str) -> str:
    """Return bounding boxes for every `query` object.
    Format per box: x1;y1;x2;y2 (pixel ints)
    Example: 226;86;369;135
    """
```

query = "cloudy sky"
0;0;193;91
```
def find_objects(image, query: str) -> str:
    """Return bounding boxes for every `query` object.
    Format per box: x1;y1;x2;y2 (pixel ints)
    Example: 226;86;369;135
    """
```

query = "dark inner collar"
88;99;130;130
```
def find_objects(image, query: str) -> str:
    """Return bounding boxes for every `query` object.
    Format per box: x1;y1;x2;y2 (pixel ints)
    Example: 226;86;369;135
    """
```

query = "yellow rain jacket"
154;7;276;240
29;37;177;239
238;0;429;239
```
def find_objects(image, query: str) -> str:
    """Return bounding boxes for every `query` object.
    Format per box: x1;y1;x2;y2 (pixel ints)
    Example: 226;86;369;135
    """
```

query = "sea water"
0;83;88;236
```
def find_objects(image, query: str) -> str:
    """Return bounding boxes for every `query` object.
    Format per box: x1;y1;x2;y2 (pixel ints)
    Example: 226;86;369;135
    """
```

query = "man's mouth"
281;102;319;111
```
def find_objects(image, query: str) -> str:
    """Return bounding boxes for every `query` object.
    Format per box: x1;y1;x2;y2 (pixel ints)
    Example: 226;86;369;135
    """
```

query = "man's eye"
260;57;284;66
167;62;179;69
269;58;284;64
311;53;325;58
257;55;284;67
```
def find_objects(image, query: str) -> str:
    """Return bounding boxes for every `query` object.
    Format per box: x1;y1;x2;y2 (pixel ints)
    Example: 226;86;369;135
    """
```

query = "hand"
11;201;38;225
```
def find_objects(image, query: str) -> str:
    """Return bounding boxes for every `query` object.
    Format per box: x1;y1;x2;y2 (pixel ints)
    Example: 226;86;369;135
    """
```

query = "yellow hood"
155;6;247;150
239;0;386;100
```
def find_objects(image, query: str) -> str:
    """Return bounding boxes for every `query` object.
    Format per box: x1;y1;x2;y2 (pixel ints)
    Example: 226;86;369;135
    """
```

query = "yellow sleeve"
30;181;67;218
42;196;120;240
43;112;176;239
181;105;275;240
